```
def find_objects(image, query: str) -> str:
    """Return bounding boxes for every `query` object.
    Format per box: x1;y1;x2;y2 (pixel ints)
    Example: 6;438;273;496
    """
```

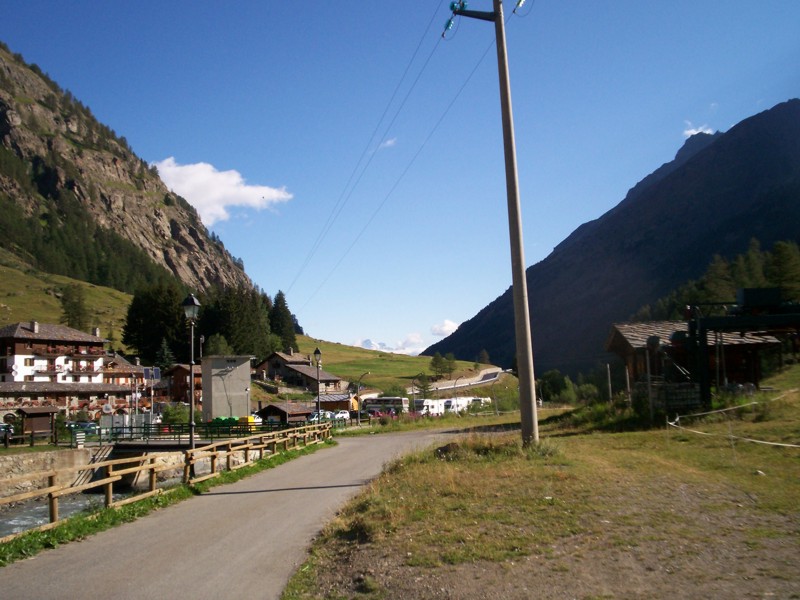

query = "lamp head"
313;347;321;365
182;293;201;321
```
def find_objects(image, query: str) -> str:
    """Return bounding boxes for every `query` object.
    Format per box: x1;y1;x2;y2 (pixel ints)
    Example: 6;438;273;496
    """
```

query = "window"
24;358;34;366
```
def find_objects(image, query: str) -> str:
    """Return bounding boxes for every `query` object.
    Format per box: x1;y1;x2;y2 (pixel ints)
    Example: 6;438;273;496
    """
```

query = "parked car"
68;421;99;435
366;408;383;418
333;410;350;421
308;411;333;423
0;423;13;436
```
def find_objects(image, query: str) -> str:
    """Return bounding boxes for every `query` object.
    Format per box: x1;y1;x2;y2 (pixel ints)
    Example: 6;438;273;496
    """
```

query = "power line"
300;28;498;311
286;2;444;295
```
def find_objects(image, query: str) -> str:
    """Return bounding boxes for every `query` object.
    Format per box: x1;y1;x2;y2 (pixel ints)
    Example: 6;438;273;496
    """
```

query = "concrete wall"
201;355;251;421
0;448;93;497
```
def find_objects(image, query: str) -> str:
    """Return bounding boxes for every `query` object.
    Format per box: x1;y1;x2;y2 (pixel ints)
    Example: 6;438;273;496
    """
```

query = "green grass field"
0;249;131;345
282;365;800;599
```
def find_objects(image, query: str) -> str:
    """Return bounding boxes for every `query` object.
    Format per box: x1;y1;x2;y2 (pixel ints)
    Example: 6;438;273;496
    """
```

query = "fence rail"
0;422;331;543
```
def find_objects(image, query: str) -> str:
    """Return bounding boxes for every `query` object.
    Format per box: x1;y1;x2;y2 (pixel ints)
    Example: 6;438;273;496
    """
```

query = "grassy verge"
0;439;335;566
282;384;800;599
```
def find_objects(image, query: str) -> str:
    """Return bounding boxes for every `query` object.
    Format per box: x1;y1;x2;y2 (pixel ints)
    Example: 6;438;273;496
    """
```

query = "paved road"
0;429;454;600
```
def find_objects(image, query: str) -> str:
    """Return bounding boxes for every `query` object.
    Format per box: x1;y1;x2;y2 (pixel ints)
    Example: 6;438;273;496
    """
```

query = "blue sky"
2;2;798;355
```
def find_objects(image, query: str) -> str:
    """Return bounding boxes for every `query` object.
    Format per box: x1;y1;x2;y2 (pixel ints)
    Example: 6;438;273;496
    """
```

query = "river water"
0;492;114;538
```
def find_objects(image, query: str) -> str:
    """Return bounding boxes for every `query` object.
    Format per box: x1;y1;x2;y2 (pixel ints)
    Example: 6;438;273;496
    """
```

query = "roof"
104;353;145;374
318;394;352;403
287;364;341;383
263;350;312;366
0;382;132;395
16;406;60;415
257;403;315;417
0;321;105;343
163;364;202;375
606;321;780;353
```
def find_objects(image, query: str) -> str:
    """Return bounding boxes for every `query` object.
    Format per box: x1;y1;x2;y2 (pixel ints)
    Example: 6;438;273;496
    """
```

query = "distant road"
0;430;453;600
403;367;503;397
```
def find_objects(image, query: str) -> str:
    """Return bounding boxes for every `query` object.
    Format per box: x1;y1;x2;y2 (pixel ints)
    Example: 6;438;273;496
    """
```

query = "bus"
364;396;409;415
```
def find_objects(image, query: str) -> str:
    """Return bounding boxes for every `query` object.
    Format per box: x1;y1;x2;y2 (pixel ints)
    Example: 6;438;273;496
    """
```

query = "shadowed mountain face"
424;99;800;374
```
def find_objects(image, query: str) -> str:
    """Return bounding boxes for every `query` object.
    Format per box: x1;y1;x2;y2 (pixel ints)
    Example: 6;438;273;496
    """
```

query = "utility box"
201;356;252;421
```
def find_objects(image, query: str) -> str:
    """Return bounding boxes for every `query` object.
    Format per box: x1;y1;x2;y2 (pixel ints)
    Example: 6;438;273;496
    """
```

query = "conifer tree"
269;290;297;353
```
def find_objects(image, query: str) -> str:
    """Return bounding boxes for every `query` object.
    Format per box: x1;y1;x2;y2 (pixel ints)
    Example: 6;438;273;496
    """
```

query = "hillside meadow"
289;335;492;395
0;249;131;344
0;250;492;396
282;366;800;599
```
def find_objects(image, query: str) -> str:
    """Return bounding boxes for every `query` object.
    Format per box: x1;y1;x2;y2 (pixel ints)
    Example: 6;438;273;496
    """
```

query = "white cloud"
431;319;459;337
682;120;714;138
154;157;292;225
355;333;426;356
379;138;397;149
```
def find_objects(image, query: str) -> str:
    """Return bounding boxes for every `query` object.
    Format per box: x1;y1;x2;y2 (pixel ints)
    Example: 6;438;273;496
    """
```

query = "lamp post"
411;372;424;414
355;371;369;423
453;375;463;397
182;293;201;450
313;347;322;419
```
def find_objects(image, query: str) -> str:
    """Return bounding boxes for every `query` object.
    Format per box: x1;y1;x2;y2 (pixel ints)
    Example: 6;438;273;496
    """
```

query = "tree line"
121;281;302;369
632;239;800;321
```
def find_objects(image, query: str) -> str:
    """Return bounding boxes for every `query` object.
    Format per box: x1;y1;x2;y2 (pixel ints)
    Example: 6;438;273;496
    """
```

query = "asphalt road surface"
0;429;454;600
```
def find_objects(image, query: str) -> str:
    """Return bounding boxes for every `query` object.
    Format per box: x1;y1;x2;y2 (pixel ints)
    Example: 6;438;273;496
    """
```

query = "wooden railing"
183;422;331;484
0;422;332;543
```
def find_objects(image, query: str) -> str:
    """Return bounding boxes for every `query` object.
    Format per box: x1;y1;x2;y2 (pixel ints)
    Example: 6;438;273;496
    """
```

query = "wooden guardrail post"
104;465;113;508
183;452;192;484
48;474;59;523
148;457;157;493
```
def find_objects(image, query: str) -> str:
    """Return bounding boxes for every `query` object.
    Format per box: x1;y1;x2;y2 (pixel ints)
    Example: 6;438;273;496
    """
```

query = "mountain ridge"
424;99;800;373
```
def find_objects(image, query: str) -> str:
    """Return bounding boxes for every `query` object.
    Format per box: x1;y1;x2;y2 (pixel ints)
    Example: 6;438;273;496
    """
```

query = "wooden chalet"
254;350;344;392
606;321;780;385
256;402;314;425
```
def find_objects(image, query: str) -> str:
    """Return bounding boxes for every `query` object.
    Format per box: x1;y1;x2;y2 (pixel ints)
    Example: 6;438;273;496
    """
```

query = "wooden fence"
0;422;331;543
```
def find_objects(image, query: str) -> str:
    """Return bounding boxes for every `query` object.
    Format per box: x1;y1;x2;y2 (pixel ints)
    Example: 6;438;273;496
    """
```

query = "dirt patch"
300;435;800;599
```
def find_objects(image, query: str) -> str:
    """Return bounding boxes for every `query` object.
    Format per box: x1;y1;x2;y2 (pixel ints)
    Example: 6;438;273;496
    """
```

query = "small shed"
256;403;314;425
16;406;60;435
318;393;355;412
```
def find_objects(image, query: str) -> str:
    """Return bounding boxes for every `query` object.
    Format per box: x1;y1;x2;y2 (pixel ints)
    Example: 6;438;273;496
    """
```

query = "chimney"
92;327;101;337
31;321;39;334
288;347;294;356
135;357;141;366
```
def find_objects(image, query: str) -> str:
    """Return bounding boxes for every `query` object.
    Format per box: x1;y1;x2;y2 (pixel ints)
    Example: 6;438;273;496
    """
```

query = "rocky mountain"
424;99;800;374
0;42;250;293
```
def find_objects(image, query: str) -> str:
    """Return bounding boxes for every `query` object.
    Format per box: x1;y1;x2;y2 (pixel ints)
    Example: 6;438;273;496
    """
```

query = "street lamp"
182;293;201;450
355;371;370;423
411;372;424;414
313;347;322;419
453;375;463;397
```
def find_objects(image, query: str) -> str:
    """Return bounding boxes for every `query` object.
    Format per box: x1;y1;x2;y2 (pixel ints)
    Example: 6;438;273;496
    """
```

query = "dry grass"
282;385;800;599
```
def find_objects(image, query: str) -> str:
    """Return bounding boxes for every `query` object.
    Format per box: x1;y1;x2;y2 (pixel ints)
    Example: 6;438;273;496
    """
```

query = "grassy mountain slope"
0;248;131;347
292;335;492;394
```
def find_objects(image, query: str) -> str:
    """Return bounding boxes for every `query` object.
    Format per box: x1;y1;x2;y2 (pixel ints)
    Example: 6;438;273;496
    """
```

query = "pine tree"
269;291;297;352
767;241;800;301
123;281;186;364
59;283;89;331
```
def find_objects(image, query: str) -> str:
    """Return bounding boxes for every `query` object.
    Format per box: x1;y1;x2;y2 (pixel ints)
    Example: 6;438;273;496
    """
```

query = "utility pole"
450;0;538;444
